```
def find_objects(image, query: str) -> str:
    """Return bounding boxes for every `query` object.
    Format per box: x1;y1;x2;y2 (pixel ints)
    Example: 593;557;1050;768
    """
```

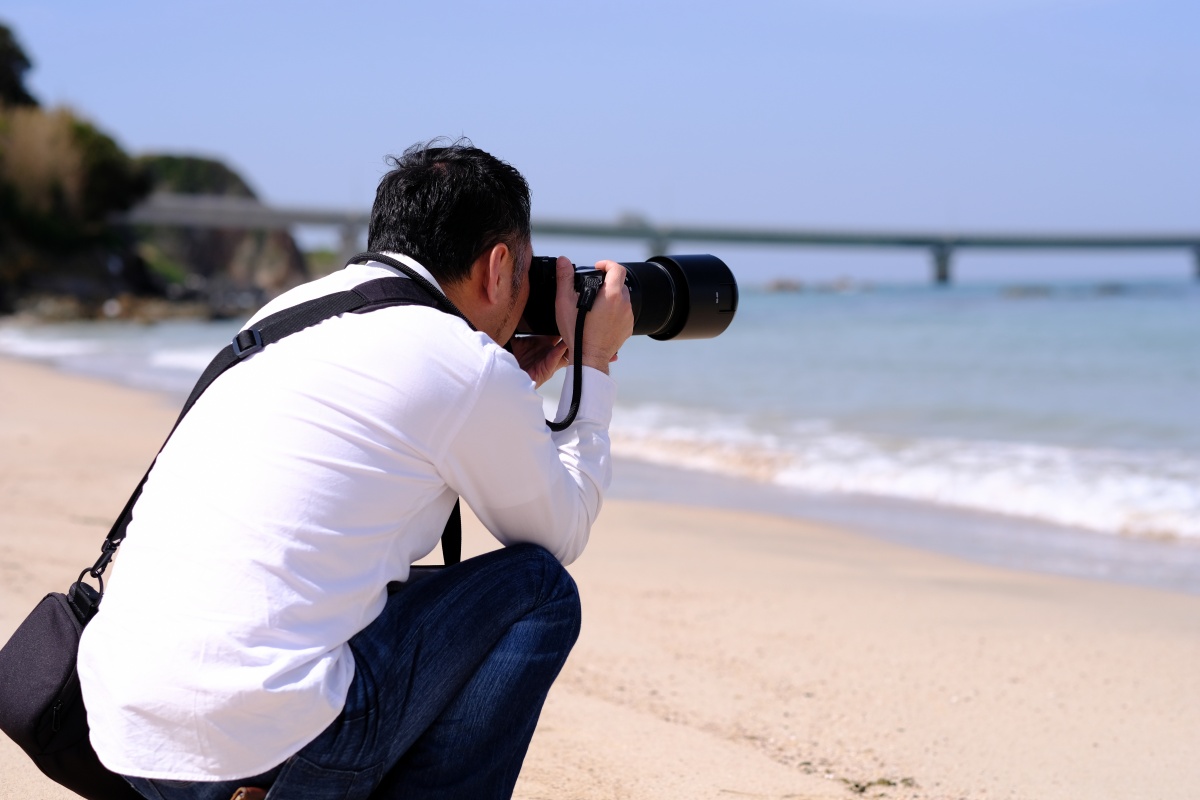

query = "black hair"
367;138;532;286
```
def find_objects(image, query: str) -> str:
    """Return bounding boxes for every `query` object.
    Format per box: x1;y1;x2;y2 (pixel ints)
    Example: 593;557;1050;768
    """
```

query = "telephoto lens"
521;254;738;340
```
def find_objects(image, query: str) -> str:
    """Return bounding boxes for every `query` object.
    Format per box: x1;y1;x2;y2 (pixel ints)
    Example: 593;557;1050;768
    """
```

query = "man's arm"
440;359;614;564
439;258;633;564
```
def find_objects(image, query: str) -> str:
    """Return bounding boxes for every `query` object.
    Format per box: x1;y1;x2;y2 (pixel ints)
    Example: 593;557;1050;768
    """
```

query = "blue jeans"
124;543;581;800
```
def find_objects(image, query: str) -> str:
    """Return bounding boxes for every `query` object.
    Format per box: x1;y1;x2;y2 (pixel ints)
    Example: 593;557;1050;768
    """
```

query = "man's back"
78;258;613;780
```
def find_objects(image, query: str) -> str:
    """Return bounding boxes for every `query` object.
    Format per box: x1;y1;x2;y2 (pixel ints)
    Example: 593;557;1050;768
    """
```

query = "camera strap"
546;270;605;431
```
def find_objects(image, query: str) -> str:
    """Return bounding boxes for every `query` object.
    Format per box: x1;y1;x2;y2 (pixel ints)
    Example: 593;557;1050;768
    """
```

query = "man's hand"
555;257;634;375
511;335;569;388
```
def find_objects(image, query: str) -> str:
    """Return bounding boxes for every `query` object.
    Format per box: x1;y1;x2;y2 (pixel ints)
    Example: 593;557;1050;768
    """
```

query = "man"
77;140;634;799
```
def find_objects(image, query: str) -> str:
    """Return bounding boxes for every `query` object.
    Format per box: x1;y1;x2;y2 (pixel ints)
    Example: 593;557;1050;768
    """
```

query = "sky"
5;0;1198;285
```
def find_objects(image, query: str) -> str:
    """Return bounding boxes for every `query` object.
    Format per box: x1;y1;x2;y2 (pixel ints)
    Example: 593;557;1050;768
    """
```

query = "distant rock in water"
1002;285;1054;299
765;278;805;293
136;155;309;317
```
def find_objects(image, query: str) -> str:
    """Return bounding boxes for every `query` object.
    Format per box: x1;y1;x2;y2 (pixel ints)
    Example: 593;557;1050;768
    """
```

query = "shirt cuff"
554;366;616;427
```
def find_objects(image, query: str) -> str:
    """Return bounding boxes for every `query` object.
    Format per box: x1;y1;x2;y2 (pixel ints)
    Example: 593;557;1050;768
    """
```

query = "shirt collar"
375;252;446;297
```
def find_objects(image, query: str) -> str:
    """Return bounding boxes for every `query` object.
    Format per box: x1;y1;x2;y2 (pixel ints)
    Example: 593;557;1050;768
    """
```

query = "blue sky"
5;0;1198;284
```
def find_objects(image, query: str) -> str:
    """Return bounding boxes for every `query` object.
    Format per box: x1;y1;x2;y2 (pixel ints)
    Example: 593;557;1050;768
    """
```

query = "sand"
2;355;1198;800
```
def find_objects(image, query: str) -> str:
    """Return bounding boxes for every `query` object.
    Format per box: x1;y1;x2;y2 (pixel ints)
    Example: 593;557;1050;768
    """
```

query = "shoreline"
2;355;1199;799
609;458;1200;597
3;350;1199;597
6;285;1200;549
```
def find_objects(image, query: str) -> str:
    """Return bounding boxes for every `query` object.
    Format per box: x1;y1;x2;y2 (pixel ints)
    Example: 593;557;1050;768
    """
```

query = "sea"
3;278;1199;594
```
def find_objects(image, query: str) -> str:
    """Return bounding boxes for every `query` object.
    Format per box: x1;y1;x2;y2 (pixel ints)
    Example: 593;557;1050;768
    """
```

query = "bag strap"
83;255;468;590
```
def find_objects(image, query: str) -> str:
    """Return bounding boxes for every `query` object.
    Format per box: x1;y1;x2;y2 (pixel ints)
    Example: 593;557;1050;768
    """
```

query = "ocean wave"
5;320;1197;542
610;404;1200;541
0;328;101;359
0;323;231;394
148;347;222;373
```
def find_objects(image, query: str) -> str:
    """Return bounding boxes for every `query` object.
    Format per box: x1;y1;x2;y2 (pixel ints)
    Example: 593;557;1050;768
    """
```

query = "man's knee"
507;543;577;592
502;543;581;640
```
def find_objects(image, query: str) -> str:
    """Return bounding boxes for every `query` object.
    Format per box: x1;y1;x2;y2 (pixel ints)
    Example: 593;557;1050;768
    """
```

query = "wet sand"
2;356;1198;800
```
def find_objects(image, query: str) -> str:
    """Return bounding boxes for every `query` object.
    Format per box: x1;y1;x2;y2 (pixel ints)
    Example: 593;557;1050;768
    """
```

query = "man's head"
368;139;532;290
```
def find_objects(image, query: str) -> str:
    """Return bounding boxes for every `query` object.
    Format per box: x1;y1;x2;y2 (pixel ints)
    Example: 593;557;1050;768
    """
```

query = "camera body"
521;254;738;340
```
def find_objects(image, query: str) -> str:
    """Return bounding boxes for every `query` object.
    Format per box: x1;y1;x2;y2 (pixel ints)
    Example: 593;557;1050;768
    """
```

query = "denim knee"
505;543;581;634
517;542;578;593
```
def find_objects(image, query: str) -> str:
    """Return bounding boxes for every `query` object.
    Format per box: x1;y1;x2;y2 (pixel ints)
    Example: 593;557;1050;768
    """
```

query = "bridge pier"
932;244;953;286
648;236;670;259
1194;245;1200;281
338;223;363;268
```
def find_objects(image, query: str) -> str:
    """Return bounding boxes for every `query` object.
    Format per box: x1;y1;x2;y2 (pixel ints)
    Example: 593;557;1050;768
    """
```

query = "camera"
521;254;739;340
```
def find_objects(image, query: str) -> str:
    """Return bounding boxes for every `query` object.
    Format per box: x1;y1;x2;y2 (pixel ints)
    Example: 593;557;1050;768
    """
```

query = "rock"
136;155;309;316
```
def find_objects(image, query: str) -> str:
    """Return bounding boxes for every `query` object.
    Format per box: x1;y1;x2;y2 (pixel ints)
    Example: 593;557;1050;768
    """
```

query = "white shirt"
78;254;615;780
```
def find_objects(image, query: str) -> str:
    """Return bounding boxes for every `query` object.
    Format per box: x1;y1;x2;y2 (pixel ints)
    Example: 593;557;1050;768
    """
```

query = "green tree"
0;106;151;308
138;154;256;197
0;22;38;107
0;108;148;249
72;117;152;227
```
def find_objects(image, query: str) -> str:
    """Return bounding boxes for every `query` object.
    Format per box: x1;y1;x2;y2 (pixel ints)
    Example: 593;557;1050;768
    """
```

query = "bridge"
119;193;1200;285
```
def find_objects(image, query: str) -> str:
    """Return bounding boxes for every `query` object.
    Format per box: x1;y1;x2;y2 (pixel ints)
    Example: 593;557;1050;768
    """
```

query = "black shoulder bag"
0;259;468;800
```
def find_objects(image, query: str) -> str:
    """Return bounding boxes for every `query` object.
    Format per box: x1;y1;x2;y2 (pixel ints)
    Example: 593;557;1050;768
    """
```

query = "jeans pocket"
267;755;383;800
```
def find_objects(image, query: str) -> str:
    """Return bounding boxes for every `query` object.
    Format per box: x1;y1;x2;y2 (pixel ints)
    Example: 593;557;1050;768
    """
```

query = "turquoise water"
615;282;1197;450
3;279;1198;544
575;281;1200;541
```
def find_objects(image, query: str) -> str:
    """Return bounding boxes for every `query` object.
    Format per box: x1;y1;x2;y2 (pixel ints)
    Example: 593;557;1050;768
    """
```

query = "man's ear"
482;242;510;305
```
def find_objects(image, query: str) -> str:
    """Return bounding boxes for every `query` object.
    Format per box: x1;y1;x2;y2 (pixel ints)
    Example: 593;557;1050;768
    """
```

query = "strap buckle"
87;538;119;580
232;328;264;359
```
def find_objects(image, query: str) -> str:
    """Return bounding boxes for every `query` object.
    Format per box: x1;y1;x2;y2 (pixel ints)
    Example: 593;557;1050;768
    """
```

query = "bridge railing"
117;193;1200;284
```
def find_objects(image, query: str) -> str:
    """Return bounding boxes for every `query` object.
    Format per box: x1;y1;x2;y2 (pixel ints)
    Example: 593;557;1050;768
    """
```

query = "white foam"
5;317;1197;542
0;329;100;359
148;348;220;373
610;404;1200;541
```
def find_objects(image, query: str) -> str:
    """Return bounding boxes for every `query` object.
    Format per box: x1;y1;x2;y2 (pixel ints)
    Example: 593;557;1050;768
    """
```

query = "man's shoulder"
247;264;408;325
242;263;527;392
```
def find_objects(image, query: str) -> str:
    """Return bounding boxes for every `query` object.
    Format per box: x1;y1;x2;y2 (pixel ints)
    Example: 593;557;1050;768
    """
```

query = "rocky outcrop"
135;155;309;317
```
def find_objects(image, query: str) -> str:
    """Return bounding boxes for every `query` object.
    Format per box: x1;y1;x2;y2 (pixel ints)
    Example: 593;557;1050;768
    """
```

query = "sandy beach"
2;355;1198;800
